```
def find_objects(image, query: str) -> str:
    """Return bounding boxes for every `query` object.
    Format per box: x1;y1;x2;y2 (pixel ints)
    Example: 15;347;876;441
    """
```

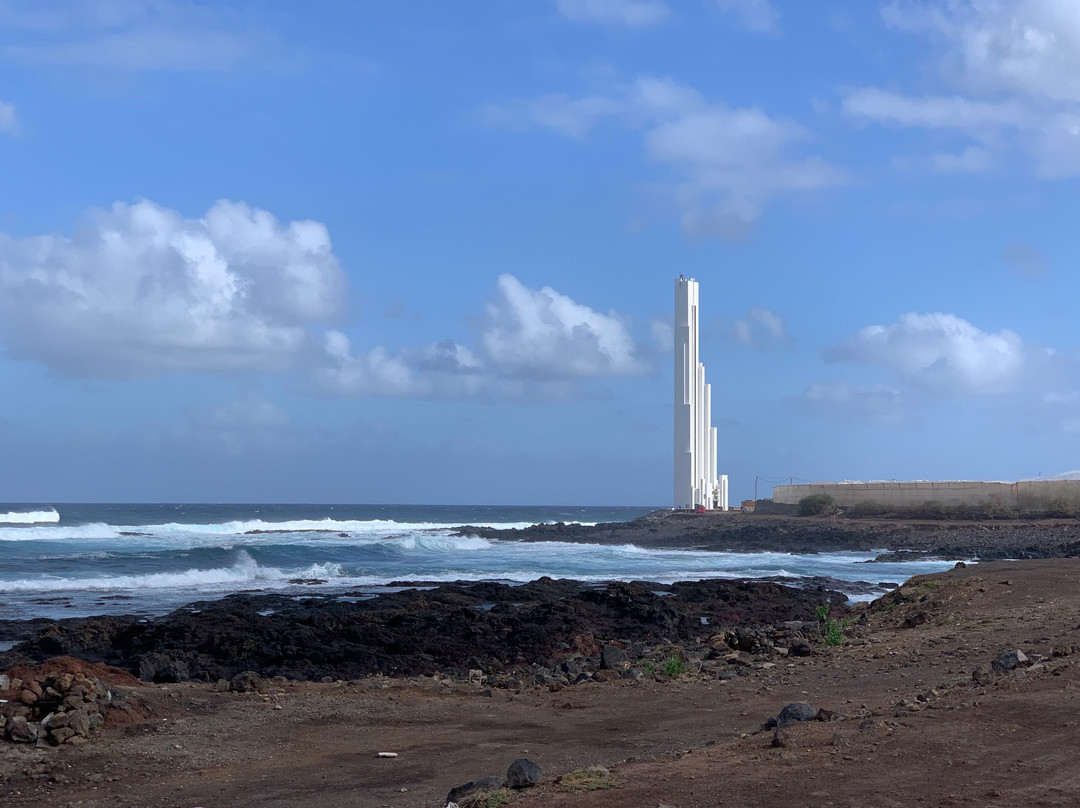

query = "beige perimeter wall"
772;480;1080;508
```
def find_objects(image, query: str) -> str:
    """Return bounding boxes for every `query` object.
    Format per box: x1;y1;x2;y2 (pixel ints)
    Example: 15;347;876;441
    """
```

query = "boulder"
50;727;76;744
446;775;504;804
991;650;1029;674
137;653;190;683
68;708;91;738
229;671;263;693
765;702;818;729
788;640;813;657
506;758;541;789
7;717;36;743
600;645;629;671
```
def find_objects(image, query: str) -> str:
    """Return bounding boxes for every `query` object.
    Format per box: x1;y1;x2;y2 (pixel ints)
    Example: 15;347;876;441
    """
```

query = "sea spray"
0;508;60;524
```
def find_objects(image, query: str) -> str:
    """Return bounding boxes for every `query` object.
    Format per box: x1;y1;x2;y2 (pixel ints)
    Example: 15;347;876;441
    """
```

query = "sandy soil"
3;558;1080;807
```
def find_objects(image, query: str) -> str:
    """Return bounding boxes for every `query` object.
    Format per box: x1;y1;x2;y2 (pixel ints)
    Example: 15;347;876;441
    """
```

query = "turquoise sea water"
0;503;958;620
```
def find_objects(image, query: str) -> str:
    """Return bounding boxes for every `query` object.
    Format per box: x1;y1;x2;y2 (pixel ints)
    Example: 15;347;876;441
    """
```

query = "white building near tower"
674;276;729;511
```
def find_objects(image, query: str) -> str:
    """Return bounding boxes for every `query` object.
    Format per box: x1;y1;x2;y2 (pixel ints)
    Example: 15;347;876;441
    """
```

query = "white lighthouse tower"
674;276;728;511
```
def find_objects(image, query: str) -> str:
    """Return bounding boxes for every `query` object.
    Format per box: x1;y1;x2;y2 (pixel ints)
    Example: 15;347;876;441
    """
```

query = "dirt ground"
4;559;1080;808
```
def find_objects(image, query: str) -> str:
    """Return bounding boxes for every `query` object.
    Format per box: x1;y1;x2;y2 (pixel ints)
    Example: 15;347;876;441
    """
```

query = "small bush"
660;656;687;677
798;493;838;517
815;604;848;646
847;501;886;518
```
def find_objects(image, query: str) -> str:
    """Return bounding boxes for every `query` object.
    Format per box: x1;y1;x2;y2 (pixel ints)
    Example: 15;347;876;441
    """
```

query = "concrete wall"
772;480;1080;509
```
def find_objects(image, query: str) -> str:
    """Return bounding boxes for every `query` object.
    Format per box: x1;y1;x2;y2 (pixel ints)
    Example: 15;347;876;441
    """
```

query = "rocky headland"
457;509;1080;559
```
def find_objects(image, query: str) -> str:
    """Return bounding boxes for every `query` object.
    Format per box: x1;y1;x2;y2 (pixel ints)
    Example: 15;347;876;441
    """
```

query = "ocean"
0;503;958;622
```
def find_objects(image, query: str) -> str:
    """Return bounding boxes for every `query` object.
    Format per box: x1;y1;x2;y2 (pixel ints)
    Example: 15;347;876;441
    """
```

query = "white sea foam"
0;509;60;524
379;534;493;552
0;551;355;594
0;523;120;542
0;517;536;543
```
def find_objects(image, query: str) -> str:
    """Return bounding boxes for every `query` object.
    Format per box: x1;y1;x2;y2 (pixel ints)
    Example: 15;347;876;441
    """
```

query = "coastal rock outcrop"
1;578;842;685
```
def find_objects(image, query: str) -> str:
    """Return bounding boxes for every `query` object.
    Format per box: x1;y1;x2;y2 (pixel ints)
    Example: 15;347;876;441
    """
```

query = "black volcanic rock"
0;578;840;684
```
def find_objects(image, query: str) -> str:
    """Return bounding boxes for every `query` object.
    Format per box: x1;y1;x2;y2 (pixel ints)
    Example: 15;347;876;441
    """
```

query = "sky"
2;0;1080;506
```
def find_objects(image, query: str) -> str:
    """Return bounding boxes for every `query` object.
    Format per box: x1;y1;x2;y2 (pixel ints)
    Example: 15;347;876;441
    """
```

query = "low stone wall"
772;480;1080;509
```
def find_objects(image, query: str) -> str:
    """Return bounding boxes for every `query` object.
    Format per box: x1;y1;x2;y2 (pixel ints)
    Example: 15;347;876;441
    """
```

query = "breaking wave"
0;550;348;593
0;509;60;524
0;518;533;543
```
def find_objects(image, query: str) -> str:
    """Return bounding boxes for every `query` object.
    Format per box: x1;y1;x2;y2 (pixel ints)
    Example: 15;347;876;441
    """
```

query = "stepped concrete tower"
674;276;728;510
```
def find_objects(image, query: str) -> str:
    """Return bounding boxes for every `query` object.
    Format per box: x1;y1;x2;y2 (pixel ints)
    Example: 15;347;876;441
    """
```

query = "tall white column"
674;277;696;509
674;276;724;509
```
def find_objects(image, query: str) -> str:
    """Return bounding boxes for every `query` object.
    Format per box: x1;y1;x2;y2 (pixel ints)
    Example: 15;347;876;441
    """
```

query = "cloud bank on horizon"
0;0;1078;503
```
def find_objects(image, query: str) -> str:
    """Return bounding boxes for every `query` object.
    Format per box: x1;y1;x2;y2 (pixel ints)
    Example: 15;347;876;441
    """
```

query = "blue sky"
2;0;1079;505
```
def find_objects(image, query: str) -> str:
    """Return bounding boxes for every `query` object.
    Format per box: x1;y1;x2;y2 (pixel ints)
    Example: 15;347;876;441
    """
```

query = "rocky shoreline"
5;511;1080;697
0;576;846;691
3;558;1080;806
456;510;1080;559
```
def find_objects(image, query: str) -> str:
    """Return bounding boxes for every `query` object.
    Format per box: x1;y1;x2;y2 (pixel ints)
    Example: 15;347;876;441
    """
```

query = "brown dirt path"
3;559;1080;808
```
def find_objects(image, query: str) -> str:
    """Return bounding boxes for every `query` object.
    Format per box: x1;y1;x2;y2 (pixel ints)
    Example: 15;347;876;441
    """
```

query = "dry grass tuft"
554;765;624;792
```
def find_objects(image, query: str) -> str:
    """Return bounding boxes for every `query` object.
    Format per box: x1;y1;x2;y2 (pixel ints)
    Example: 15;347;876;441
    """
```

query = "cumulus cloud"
0;199;345;377
316;274;649;399
318;332;431;398
845;1;1080;177
485;76;845;238
715;0;779;32
825;312;1025;394
0;99;16;134
482;274;643;378
729;307;792;350
554;0;670;27
882;0;1080;102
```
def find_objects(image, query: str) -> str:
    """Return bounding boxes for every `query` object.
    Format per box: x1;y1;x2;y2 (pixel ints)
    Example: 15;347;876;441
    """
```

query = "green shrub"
798;493;838;516
847;501;886;518
815;604;848;646
660;656;687;677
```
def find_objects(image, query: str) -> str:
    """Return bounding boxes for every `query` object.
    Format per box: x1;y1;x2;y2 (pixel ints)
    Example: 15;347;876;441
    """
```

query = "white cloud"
318;332;431;398
316;274;649;398
849;1;1080;176
882;0;1080;102
481;274;643;378
715;0;779;32
0;199;345;377
730;306;792;350
554;0;670;27
825;312;1025;394
843;88;1031;130
486;76;845;238
0;99;16;134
